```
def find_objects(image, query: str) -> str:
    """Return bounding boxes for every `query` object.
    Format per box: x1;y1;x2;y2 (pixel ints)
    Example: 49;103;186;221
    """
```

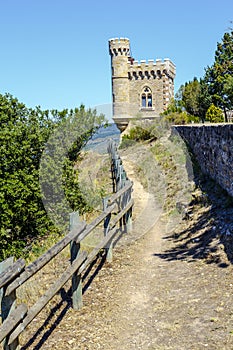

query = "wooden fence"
0;140;133;349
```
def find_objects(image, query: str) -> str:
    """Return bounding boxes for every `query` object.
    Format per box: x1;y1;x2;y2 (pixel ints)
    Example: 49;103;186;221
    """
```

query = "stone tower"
109;37;176;131
108;38;131;130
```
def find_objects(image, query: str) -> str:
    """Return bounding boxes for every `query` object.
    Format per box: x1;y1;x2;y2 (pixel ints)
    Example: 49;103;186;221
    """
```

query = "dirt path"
21;146;233;350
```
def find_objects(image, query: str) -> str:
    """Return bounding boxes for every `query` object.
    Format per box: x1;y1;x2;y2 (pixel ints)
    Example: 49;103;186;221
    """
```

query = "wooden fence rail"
0;140;133;349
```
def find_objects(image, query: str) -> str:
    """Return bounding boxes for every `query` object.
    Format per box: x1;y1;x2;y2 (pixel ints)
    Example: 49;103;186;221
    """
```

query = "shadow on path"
21;253;107;350
154;162;233;268
21;288;71;350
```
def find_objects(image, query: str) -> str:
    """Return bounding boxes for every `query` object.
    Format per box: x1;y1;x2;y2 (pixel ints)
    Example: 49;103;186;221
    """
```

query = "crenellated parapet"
109;37;131;57
128;58;176;81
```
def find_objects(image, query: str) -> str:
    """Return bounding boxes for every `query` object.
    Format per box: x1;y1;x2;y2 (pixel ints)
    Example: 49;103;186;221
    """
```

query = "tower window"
141;94;146;107
141;87;153;108
148;94;152;107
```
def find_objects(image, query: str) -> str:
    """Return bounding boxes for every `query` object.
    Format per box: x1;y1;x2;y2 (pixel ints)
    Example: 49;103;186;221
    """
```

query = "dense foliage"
164;28;233;123
120;119;171;148
119;125;153;149
204;31;233;120
0;94;106;259
162;98;199;124
205;104;224;123
182;77;201;117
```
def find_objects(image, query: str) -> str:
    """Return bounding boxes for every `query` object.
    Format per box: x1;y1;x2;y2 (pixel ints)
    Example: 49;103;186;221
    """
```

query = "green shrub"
164;111;190;125
205;104;224;123
126;126;153;141
119;137;136;149
119;125;155;149
187;114;200;123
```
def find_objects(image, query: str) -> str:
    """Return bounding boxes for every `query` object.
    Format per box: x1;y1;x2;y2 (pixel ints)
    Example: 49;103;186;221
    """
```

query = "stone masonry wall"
174;124;233;197
128;59;175;116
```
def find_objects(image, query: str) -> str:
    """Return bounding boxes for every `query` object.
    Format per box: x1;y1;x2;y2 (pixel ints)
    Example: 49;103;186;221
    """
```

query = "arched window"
142;94;146;107
141;87;153;108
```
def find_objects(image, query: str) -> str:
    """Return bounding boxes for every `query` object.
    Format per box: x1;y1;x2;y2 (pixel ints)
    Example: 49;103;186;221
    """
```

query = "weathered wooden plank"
0;258;14;320
103;197;112;262
125;206;133;232
79;227;118;274
103;197;111;236
0;257;14;276
106;241;113;263
109;199;134;229
0;303;27;343
8;251;87;345
70;212;82;310
79;201;133;272
0;258;14;322
0;259;25;289
76;203;117;243
6;221;86;296
108;180;133;205
0;257;19;350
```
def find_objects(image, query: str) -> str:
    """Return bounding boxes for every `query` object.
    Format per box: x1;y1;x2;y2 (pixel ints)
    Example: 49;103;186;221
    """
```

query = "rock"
176;202;191;220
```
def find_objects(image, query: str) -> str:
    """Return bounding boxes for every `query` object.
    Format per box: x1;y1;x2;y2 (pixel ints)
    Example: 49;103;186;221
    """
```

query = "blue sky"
0;0;232;119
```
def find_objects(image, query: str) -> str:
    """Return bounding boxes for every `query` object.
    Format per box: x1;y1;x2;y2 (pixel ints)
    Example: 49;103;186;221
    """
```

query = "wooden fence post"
103;197;112;263
125;187;133;233
69;212;83;310
116;160;122;192
122;169;127;188
0;257;19;350
120;181;133;233
110;159;116;193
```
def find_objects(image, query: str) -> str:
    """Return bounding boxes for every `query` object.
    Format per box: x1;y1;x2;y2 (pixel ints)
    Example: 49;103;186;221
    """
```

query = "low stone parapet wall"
173;124;233;197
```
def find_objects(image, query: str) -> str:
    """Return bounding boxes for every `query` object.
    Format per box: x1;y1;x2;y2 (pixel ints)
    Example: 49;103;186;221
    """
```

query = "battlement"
109;37;130;45
109;37;130;56
128;58;176;80
129;58;175;69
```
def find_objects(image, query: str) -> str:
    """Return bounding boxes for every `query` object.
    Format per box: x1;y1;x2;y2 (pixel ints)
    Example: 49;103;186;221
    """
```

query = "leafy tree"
0;94;54;258
162;89;199;125
163;97;183;115
223;75;233;106
197;77;213;122
40;105;106;231
203;30;233;120
174;85;185;110
182;77;201;117
205;103;224;123
0;93;106;259
174;29;233;123
163;111;190;125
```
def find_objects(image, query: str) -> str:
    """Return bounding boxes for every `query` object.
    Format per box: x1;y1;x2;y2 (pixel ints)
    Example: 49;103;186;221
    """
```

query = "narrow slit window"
148;94;152;107
142;94;146;107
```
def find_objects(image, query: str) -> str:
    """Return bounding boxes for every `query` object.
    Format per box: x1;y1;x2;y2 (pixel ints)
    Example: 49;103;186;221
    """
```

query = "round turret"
109;37;130;57
109;38;131;131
